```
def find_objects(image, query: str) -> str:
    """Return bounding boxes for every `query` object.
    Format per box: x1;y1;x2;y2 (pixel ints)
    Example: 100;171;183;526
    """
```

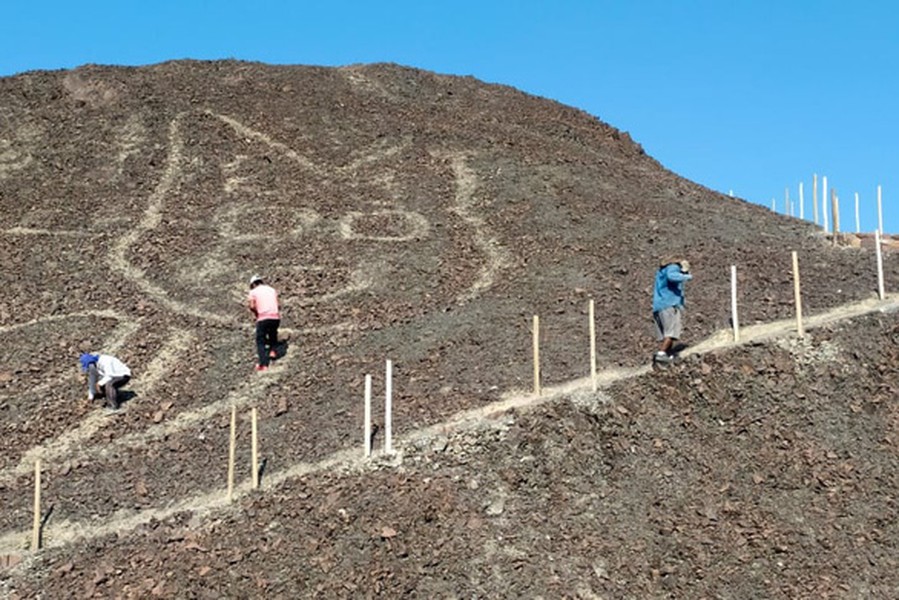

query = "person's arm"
96;367;112;388
247;294;257;318
666;267;693;283
86;363;98;400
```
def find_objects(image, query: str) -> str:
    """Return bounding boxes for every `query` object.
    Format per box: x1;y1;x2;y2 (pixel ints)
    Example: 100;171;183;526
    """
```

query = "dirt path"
1;293;896;559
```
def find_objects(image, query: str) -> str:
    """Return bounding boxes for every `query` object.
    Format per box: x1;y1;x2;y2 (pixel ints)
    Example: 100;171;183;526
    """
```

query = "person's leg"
255;321;268;367
652;312;670;359
103;376;125;410
660;306;683;356
660;336;674;354
109;375;130;409
671;307;686;353
265;319;280;360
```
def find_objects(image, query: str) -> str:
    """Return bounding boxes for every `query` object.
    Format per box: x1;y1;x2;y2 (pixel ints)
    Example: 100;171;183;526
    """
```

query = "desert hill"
0;60;896;597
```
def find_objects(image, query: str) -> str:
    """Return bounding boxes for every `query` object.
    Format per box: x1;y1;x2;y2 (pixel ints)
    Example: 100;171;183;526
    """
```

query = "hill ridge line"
0;293;896;558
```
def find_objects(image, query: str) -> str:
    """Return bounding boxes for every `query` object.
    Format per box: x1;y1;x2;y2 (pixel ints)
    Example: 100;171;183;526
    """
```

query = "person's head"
660;257;690;273
249;274;264;289
79;353;98;373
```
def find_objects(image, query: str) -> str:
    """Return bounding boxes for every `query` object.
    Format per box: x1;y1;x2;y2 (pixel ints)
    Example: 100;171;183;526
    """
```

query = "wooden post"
786;187;791;216
855;192;861;233
532;315;541;396
364;374;372;458
832;189;840;234
32;459;41;551
385;360;393;454
589;299;597;392
877;185;883;234
227;405;236;502
813;174;819;225
876;229;885;300
799;182;805;220
251;407;259;489
822;176;829;233
731;265;740;342
771;198;775;212
792;251;805;338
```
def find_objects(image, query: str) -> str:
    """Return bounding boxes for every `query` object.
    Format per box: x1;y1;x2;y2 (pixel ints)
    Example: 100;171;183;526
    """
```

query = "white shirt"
96;354;131;387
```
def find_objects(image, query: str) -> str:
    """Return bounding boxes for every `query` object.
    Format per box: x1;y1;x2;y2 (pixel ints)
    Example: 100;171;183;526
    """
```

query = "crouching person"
79;353;131;410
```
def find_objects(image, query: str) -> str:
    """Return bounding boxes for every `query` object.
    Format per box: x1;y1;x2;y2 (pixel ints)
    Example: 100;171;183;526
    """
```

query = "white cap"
249;274;263;286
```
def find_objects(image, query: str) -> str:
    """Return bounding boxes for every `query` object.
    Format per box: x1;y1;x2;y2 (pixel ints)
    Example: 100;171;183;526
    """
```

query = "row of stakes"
22;244;890;552
773;178;885;237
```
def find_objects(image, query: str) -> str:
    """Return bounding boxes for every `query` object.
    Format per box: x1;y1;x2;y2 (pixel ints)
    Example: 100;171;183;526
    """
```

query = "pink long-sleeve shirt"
248;284;280;321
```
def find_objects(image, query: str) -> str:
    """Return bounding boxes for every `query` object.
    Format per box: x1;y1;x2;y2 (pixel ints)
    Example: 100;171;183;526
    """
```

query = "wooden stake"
385;360;393;454
813;174;819;225
731;265;740;342
786;187;791;217
832;189;840;234
364;374;372;458
589;299;597;392
532;315;541;396
855;192;860;233
799;182;805;220
227;405;236;502
251;407;259;489
878;185;883;234
32;459;41;552
822;176;829;233
876;229;885;300
792;251;805;338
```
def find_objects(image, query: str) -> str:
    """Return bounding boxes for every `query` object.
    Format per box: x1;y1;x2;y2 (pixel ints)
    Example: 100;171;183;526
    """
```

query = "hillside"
0;60;896;598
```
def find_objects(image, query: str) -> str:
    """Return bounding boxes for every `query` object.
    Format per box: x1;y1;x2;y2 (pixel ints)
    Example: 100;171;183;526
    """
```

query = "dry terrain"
0;61;896;598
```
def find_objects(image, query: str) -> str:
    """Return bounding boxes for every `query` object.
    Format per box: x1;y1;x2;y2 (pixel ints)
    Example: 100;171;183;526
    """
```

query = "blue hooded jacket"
652;263;693;312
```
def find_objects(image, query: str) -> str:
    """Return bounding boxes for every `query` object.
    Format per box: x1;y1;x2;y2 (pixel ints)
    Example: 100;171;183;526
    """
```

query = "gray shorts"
653;306;684;340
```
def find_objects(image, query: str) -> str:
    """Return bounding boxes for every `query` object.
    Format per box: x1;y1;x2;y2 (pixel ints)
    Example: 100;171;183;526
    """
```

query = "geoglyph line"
4;114;516;556
107;110;403;333
106;114;234;325
53;350;290;472
102;315;144;356
444;152;511;303
0;115;572;554
0;310;121;335
209;110;410;176
108;110;505;328
0;227;91;237
0;327;189;484
4;295;897;557
208;111;319;172
0;312;138;405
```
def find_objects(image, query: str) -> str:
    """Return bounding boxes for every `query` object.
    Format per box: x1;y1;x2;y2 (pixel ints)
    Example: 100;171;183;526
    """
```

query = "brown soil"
0;60;896;598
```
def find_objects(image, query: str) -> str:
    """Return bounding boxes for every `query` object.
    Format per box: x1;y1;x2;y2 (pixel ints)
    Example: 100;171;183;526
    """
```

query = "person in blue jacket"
652;258;692;363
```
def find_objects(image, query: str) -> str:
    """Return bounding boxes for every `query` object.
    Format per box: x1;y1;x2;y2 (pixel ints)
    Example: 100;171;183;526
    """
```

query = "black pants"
255;319;280;367
87;363;130;409
103;375;130;410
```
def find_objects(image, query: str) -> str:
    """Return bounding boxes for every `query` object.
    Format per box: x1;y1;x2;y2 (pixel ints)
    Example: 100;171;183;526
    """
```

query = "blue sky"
2;1;897;233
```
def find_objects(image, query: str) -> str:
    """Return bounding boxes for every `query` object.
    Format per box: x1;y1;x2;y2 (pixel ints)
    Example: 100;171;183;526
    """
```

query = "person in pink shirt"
247;274;281;372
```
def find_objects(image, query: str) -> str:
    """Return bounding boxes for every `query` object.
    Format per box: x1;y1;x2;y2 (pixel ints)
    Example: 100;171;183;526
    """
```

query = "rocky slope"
0;61;896;597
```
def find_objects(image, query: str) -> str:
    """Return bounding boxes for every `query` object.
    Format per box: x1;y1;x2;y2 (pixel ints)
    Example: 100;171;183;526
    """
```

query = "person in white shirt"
79;353;132;410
